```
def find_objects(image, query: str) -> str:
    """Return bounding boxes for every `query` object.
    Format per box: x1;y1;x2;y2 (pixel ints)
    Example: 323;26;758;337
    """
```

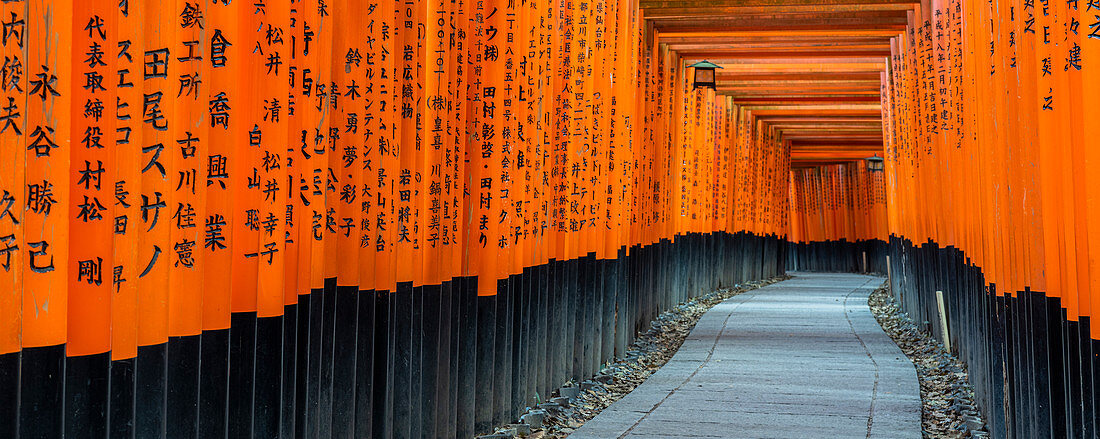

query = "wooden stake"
885;255;893;296
936;290;950;353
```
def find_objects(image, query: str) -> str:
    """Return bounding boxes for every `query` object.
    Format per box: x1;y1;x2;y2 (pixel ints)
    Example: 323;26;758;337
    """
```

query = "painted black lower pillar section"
253;314;283;438
166;334;200;439
535;263;550;403
227;312;256;439
435;280;454;439
304;286;325;438
294;297;312;439
136;342;168;438
1079;317;1095;438
410;284;424;439
318;278;338;439
0;351;15;439
20;345;65;438
110;356;137;438
372;289;394;439
1093;338;1100;433
354;288;375;438
281;304;298;439
474;292;496;435
493;277;512;428
198;328;229;439
393;281;413;439
420;283;441;439
456;276;477;439
1065;317;1081;438
332;285;359;437
568;257;580;383
64;352;110;438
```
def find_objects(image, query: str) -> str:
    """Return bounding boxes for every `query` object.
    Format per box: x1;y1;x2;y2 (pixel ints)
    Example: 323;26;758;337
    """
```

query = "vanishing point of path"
571;273;922;439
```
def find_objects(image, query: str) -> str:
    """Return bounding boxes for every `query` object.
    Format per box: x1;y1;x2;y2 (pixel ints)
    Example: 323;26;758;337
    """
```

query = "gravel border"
868;283;989;438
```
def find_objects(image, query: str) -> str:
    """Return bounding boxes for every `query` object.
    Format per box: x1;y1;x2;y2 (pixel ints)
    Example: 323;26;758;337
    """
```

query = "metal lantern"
688;60;721;90
865;154;885;172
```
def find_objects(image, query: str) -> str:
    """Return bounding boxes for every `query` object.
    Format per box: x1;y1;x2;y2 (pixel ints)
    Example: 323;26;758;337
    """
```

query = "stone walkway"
570;273;921;439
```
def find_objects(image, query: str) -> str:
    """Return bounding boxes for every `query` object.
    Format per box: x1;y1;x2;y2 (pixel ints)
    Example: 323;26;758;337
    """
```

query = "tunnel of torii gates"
1;0;1100;437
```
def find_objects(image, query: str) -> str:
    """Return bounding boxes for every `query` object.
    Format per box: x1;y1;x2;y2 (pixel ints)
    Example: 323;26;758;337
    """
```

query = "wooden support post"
885;255;893;297
936;290;950;353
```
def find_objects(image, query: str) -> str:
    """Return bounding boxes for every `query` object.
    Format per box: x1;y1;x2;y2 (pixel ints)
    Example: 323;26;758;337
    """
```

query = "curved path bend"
570;273;921;439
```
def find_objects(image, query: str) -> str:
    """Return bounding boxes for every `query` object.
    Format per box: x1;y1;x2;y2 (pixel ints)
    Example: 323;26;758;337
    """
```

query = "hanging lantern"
865;154;885;172
688;60;721;90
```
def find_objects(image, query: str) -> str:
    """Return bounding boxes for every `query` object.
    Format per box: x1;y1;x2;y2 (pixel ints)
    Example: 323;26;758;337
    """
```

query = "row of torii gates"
0;0;1093;437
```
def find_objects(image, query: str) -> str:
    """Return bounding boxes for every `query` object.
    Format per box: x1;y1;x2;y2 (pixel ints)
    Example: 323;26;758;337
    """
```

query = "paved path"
570;273;921;439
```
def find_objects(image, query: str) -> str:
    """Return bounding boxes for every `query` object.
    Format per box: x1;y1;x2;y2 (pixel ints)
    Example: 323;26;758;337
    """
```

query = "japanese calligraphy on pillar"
0;0;27;356
69;0;117;357
22;0;72;350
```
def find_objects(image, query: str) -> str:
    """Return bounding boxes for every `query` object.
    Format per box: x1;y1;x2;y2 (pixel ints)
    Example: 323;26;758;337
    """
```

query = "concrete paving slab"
570;273;921;439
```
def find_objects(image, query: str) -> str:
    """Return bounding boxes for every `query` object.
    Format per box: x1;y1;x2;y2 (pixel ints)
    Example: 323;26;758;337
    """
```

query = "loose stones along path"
569;273;921;439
